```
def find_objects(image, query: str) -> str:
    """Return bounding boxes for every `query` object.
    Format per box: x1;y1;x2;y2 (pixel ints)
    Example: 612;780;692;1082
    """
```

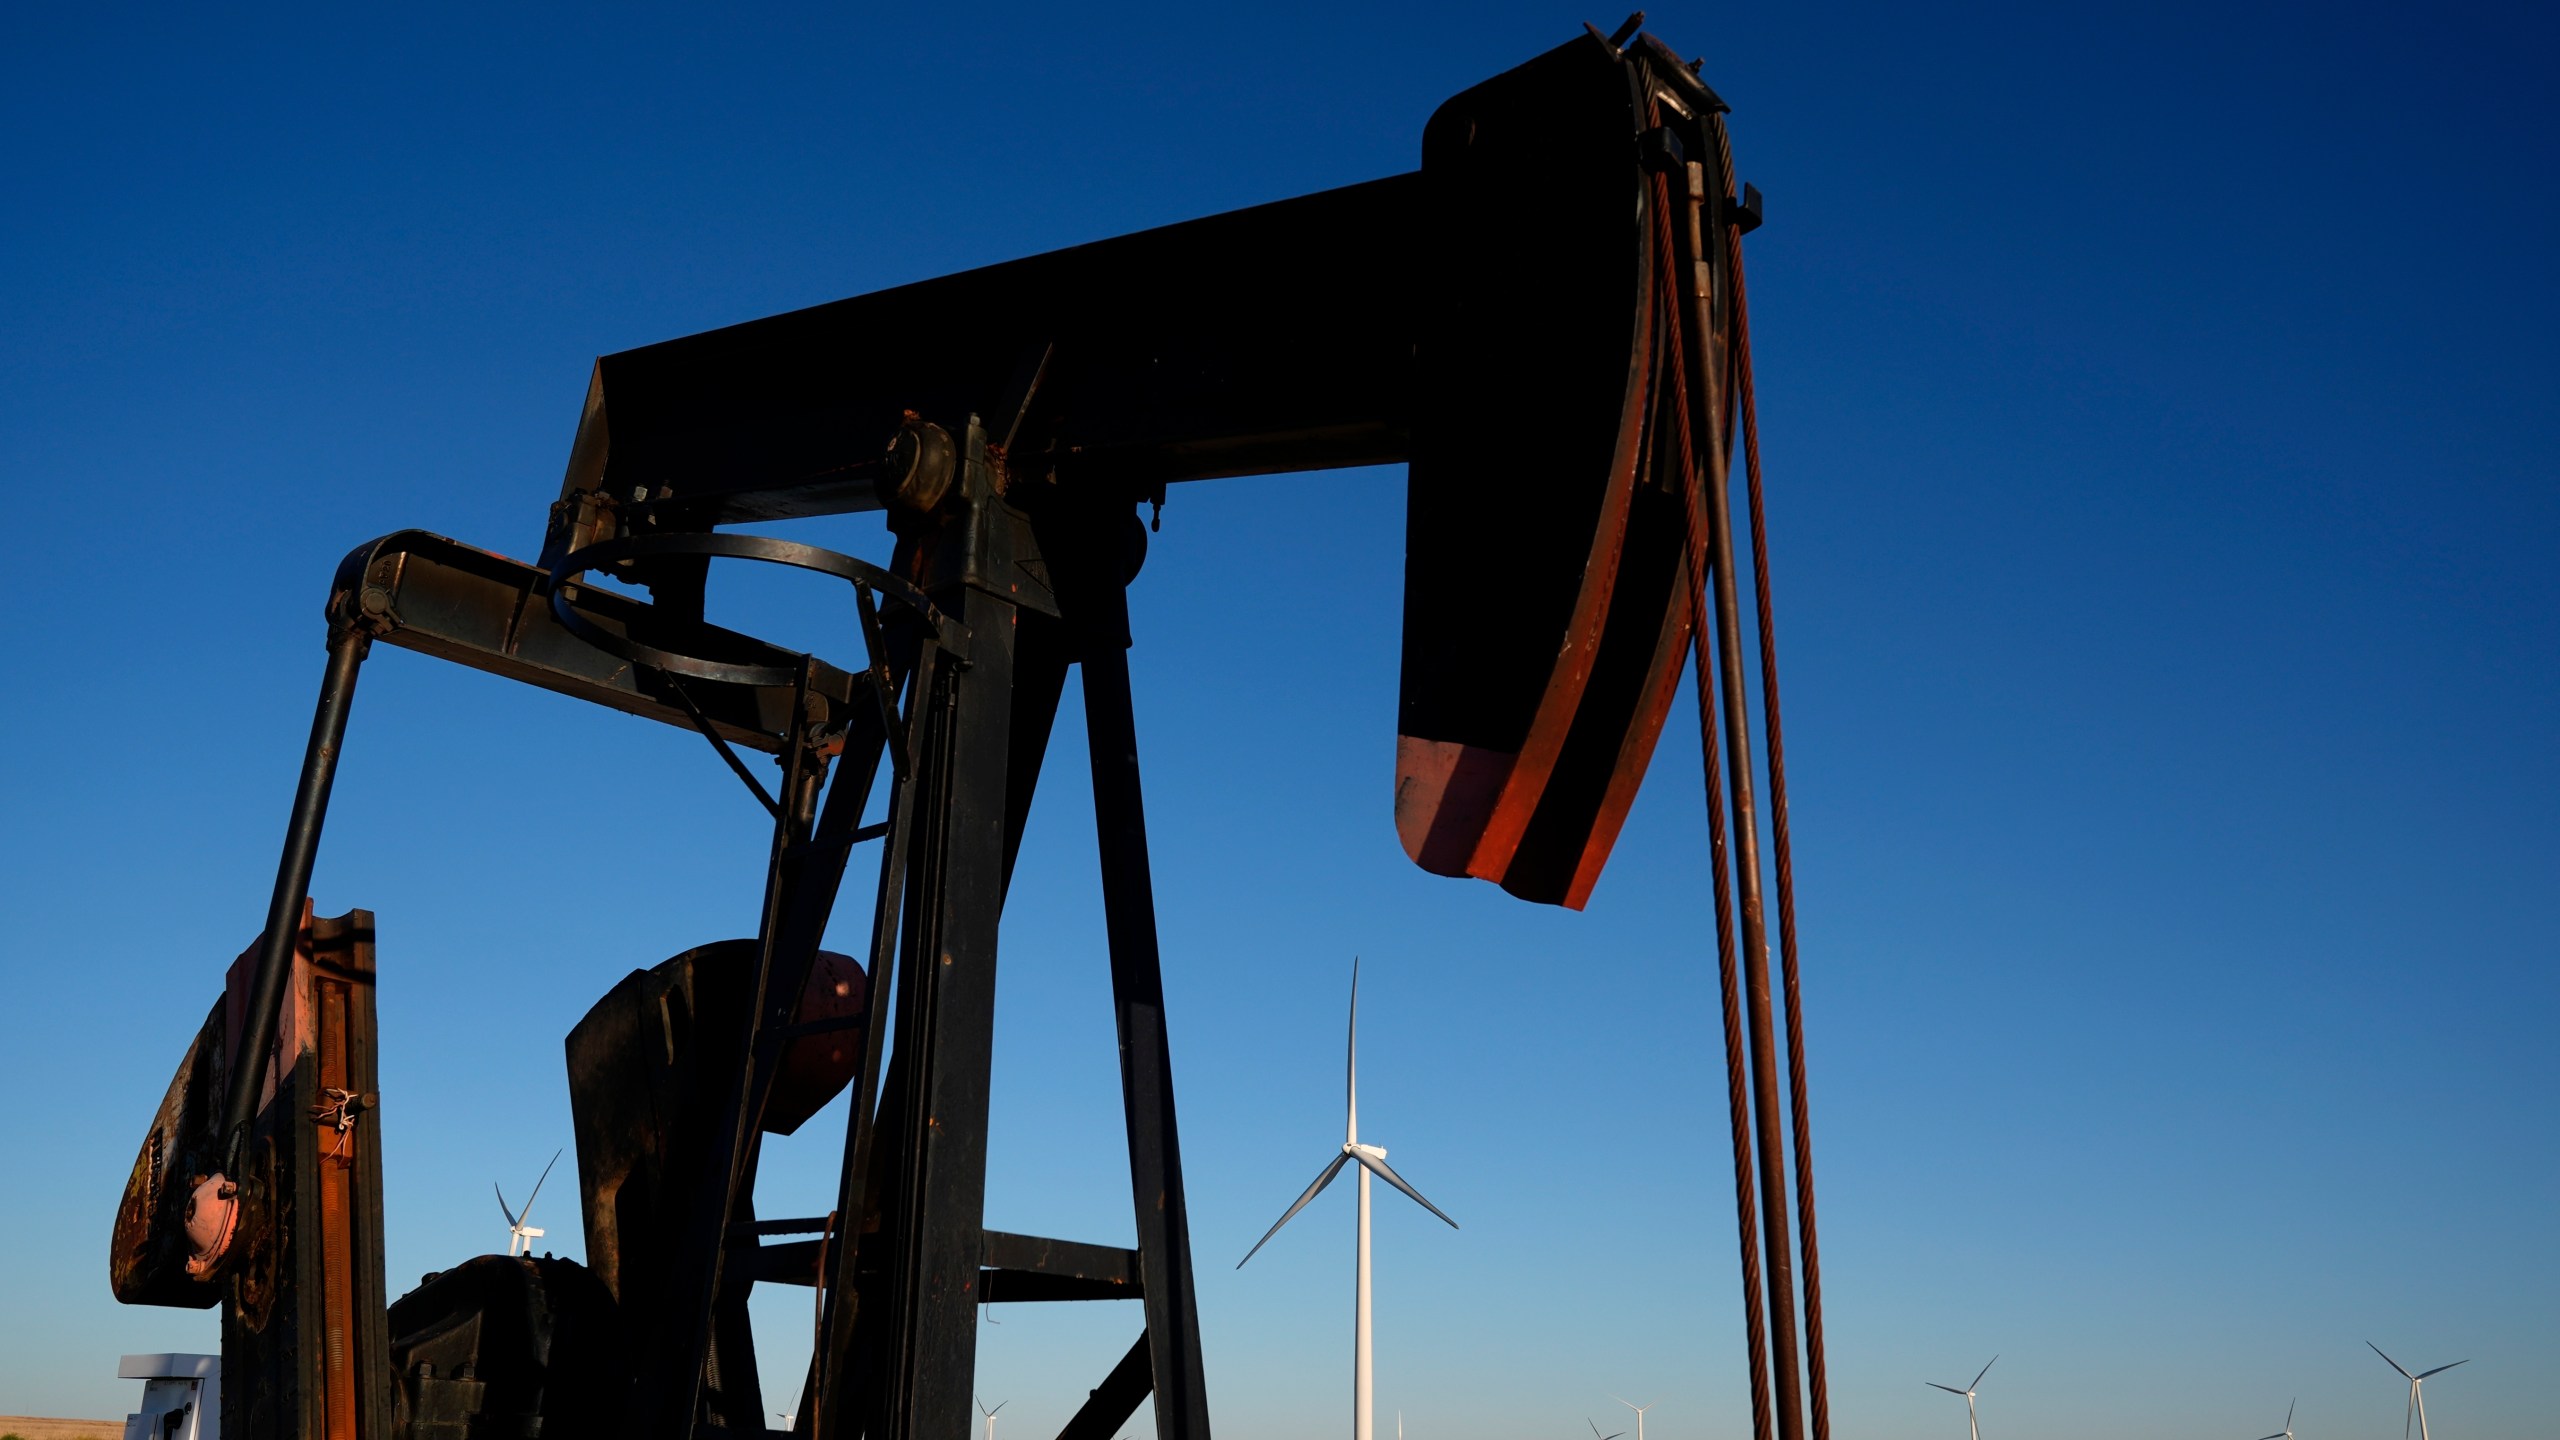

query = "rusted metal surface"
194;907;395;1440
769;950;870;1136
565;941;870;1305
112;995;227;1308
1723;167;1835;1440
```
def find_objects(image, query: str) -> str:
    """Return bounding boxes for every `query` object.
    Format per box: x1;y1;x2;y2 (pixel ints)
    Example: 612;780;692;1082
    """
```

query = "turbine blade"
1926;1384;1966;1396
2287;1399;2296;1429
1236;1154;1350;1267
2404;1385;2415;1440
495;1183;518;1228
2417;1359;2467;1379
992;1402;1008;1415
2368;1341;2415;1380
1351;1150;1459;1229
1973;1355;1998;1389
519;1147;563;1227
2257;1432;2287;1438
1346;957;1360;1145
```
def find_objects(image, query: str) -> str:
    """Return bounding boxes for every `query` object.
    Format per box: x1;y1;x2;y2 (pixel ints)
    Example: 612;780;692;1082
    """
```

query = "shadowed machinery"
108;22;1829;1440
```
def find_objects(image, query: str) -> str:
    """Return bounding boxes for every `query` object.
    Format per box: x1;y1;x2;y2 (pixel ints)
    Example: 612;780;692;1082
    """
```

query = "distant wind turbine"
977;1396;1007;1440
1926;1356;1997;1440
1612;1395;1657;1440
1238;957;1459;1440
2255;1397;2296;1440
495;1148;562;1258
2369;1342;2467;1440
1588;1420;1625;1440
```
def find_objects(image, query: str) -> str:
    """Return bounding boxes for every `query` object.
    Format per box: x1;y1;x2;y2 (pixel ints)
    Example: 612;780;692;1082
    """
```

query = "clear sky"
2;3;2553;1436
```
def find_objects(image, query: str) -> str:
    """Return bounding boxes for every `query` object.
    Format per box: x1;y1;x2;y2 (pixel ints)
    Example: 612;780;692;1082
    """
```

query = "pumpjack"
107;20;1832;1440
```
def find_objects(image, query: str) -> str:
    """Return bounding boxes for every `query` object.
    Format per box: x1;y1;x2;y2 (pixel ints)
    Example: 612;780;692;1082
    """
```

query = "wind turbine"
495;1148;562;1258
976;1396;1007;1440
2255;1398;2296;1440
1612;1394;1657;1440
2369;1342;2467;1440
1238;957;1459;1440
1926;1356;1997;1440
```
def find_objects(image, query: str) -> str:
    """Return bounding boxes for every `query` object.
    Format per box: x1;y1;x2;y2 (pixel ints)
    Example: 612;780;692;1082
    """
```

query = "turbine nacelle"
2369;1343;2467;1440
1611;1394;1657;1440
1925;1357;1996;1440
494;1148;563;1260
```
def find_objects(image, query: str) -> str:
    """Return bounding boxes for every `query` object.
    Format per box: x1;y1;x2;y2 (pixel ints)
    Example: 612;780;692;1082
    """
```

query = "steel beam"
1053;499;1213;1440
867;424;1034;1438
221;622;370;1169
1055;1335;1154;1440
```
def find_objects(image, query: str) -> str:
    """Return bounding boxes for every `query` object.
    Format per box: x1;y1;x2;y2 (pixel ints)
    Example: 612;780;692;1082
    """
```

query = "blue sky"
2;3;2553;1436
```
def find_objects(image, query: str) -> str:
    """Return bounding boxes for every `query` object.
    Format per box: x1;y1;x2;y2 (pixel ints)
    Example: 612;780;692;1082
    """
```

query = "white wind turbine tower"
1612;1394;1657;1440
495;1148;562;1258
1925;1356;1996;1440
1238;958;1460;1440
2369;1342;2467;1440
976;1396;1007;1440
2255;1397;2296;1440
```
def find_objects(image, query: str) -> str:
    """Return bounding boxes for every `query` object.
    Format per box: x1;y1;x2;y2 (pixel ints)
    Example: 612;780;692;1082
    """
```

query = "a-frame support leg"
873;566;1024;1436
1066;505;1212;1440
833;471;1211;1439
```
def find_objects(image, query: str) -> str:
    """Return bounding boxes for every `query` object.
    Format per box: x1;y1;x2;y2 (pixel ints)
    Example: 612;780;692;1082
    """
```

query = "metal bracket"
1731;181;1764;234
